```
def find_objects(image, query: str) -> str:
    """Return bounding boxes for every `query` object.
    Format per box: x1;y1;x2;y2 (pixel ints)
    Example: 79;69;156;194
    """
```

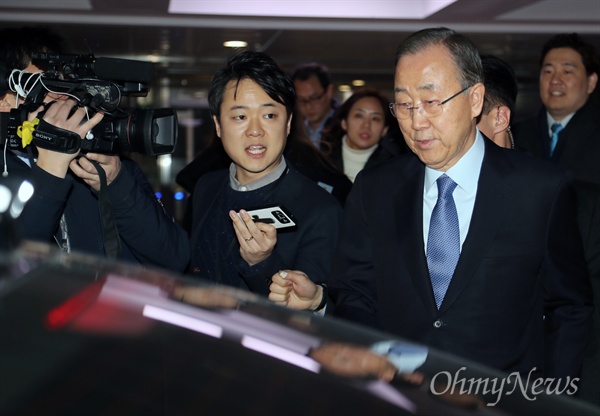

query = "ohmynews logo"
430;367;578;406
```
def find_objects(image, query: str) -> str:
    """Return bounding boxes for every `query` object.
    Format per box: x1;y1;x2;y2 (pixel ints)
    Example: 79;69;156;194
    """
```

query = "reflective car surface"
1;242;598;416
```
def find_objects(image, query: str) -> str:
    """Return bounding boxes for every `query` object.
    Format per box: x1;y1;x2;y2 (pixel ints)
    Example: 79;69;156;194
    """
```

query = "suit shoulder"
495;145;568;183
512;115;538;130
359;152;420;179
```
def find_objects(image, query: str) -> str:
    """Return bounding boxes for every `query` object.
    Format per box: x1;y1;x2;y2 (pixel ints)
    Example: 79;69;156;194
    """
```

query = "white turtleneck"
341;135;378;182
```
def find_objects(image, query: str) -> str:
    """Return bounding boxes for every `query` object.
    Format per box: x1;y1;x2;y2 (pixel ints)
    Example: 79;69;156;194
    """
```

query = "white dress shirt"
423;130;485;254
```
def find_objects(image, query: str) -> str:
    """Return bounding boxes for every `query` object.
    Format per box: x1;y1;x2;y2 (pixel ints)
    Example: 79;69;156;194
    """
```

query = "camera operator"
0;26;189;272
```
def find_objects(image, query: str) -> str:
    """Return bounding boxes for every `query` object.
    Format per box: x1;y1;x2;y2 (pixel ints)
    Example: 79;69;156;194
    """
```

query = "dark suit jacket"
189;163;343;296
513;100;600;400
512;100;600;185
575;180;600;405
329;138;592;379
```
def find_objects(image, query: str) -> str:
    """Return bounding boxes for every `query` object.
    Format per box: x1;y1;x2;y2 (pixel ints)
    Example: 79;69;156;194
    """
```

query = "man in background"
290;62;338;149
477;54;518;149
512;32;600;406
512;33;599;183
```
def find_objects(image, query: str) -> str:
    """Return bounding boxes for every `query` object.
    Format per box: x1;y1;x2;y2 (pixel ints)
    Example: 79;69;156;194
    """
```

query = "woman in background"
322;88;405;182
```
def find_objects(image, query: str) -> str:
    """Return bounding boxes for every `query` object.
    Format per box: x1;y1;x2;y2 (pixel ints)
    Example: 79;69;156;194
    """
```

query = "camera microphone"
93;57;155;83
1;52;177;157
32;53;155;84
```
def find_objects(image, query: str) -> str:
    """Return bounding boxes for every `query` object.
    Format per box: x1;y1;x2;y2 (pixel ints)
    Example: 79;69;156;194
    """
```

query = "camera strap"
88;159;123;261
31;119;81;154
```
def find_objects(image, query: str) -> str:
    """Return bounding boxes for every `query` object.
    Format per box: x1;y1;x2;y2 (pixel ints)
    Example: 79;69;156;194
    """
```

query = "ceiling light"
1;0;91;10
223;40;248;48
338;85;352;92
170;0;457;19
352;79;365;87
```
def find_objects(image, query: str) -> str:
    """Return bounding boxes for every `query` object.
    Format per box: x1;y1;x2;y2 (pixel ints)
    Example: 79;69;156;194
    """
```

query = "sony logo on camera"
33;131;55;142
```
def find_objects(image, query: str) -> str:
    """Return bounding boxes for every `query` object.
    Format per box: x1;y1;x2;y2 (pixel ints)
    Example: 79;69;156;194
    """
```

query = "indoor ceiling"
1;0;599;116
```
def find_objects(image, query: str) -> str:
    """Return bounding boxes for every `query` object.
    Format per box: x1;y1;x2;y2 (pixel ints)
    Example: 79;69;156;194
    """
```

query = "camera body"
0;53;178;156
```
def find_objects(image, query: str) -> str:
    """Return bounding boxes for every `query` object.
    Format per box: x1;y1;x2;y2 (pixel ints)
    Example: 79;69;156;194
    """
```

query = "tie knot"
437;174;457;199
551;123;563;134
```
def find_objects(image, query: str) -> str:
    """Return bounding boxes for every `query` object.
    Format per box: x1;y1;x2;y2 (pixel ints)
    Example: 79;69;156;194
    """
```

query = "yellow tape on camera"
17;118;40;147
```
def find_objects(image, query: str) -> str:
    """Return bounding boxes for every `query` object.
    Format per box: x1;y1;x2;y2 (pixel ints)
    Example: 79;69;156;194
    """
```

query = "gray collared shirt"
228;158;287;191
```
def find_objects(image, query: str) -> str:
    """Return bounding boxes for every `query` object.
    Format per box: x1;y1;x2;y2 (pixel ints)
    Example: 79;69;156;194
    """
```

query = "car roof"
1;241;598;416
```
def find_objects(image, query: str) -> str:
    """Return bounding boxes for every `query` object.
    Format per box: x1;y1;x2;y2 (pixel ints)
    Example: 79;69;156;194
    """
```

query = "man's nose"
246;118;264;137
410;107;430;130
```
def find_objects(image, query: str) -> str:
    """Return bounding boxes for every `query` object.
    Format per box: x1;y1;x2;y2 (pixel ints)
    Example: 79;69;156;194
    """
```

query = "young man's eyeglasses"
297;90;327;106
389;85;472;120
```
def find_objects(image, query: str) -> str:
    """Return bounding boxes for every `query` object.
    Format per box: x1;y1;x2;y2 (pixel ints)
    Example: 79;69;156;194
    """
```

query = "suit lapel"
556;103;599;169
394;162;437;312
438;142;512;314
536;109;550;159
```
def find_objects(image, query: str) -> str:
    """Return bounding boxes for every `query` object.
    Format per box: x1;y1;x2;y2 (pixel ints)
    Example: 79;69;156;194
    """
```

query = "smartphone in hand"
245;205;297;230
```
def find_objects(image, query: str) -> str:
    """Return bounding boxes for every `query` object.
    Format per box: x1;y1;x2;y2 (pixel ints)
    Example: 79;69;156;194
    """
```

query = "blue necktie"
427;174;460;309
549;122;563;156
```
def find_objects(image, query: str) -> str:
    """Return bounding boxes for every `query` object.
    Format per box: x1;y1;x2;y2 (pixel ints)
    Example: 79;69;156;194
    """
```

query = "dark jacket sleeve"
328;171;381;328
20;162;73;242
542;174;593;379
107;159;190;272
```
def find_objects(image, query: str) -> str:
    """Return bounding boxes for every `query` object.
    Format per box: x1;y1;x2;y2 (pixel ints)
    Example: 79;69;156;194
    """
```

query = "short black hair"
208;50;296;122
540;33;600;76
0;26;65;72
290;62;332;91
0;26;65;97
481;54;518;115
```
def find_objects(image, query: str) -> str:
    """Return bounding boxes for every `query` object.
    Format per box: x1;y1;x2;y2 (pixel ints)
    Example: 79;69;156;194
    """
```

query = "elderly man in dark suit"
269;28;592;385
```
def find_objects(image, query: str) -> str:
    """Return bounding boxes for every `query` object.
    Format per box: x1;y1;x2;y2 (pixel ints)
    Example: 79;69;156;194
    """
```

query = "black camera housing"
0;53;178;157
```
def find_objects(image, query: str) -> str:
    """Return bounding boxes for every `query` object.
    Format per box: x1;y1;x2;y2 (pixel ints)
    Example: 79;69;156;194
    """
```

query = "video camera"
0;53;177;156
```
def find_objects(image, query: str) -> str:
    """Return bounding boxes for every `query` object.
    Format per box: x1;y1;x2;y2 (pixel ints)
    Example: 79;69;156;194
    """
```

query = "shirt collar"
305;107;335;135
425;130;485;195
546;112;575;132
229;157;287;191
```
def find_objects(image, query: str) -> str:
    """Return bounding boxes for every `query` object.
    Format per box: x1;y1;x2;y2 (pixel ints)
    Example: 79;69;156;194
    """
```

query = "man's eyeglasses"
297;90;327;106
389;85;472;120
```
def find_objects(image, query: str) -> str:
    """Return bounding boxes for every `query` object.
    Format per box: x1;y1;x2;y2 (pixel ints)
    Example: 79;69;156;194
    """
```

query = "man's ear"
212;115;222;138
587;72;598;94
470;82;485;118
286;113;293;136
494;106;511;135
325;83;334;100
